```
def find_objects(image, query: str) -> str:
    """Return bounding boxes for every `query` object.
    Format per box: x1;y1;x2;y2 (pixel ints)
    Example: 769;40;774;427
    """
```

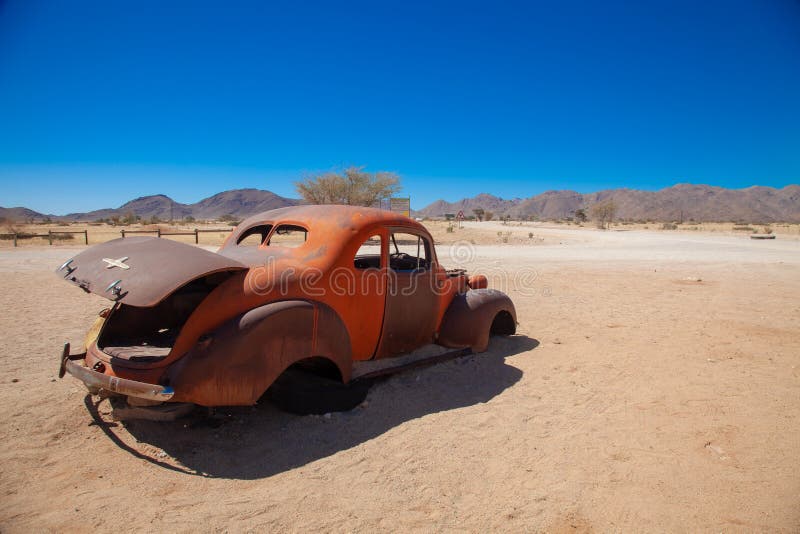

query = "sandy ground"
3;219;799;249
0;226;798;532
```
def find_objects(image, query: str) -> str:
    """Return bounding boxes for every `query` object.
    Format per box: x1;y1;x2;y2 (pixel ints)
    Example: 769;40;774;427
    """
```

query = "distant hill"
417;184;800;223
0;206;52;222
0;189;301;222
3;184;800;224
190;189;300;219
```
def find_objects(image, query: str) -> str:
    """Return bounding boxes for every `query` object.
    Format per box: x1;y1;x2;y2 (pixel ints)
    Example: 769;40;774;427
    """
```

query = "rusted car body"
58;205;516;407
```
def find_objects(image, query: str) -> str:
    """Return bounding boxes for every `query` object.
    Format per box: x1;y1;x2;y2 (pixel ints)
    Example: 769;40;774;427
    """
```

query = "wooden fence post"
194;228;199;244
84;230;88;245
121;229;126;238
13;233;17;247
48;230;53;246
157;228;161;238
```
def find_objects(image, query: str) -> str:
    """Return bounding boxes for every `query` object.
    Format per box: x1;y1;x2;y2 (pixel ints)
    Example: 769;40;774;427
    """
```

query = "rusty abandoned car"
58;205;517;415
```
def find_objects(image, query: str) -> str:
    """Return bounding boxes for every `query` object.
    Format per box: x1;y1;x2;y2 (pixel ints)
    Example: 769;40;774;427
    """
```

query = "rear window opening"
97;271;236;364
267;224;308;248
236;224;273;246
235;223;309;248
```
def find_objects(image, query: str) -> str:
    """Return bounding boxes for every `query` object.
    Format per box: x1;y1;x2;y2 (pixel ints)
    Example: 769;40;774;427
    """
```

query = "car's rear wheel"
267;366;372;415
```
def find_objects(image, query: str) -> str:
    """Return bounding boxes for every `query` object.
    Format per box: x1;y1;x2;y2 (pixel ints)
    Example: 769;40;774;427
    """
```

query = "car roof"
218;204;431;267
229;204;427;245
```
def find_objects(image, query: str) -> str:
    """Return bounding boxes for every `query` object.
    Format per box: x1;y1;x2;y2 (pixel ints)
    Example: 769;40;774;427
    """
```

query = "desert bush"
295;166;400;206
446;223;454;233
2;224;21;236
0;230;73;241
121;211;139;225
733;226;755;232
50;233;74;241
591;200;617;229
762;226;773;234
528;232;534;239
0;232;29;240
662;222;677;230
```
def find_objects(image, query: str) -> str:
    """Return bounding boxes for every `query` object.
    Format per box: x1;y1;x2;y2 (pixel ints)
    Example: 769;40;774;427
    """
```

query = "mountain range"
1;184;799;223
0;189;299;222
417;184;800;223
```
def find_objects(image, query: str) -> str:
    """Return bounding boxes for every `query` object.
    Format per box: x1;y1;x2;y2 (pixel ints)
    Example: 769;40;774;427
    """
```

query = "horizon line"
3;181;800;217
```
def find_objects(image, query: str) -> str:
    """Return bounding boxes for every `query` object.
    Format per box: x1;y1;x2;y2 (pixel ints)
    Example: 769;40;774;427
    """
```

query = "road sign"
456;210;464;220
389;197;411;217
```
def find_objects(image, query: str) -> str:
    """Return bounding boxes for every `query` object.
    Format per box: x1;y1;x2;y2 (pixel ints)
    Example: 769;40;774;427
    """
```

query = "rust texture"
59;205;517;407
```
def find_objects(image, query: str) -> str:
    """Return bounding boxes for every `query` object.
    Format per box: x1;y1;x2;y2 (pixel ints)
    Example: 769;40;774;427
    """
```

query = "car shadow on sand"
85;335;538;480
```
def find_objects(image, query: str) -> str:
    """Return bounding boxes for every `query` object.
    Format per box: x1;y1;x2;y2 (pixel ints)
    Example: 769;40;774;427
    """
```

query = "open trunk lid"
57;236;246;307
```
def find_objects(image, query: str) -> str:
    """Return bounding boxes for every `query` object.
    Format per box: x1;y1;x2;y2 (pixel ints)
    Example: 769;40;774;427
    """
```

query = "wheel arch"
166;299;352;406
438;289;517;353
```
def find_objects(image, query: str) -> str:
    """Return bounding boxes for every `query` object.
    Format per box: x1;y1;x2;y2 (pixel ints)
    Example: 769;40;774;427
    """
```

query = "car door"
335;230;389;361
373;228;440;359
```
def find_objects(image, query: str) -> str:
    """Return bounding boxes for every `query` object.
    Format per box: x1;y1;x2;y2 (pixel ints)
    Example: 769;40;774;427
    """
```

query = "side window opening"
389;232;430;271
267;224;308;248
354;235;382;269
237;224;272;246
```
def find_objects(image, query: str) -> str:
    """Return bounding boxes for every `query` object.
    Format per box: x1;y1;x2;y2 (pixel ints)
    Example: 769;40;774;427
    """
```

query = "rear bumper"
60;344;174;402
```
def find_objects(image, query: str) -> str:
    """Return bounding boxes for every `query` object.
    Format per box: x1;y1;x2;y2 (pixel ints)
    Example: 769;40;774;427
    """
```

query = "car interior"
389;232;430;271
352;232;432;271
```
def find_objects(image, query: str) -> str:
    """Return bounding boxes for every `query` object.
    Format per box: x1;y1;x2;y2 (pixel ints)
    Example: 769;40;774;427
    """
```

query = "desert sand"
0;224;798;532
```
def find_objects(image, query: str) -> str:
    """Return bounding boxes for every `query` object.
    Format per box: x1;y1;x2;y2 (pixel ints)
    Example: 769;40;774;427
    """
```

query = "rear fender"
438;289;517;352
166;300;351;406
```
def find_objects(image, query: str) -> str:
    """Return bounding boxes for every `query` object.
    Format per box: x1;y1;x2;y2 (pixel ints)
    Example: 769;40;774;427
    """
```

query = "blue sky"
1;0;798;214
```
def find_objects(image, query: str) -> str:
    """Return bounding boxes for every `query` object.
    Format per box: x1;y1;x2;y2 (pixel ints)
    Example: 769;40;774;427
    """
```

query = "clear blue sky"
1;0;798;214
